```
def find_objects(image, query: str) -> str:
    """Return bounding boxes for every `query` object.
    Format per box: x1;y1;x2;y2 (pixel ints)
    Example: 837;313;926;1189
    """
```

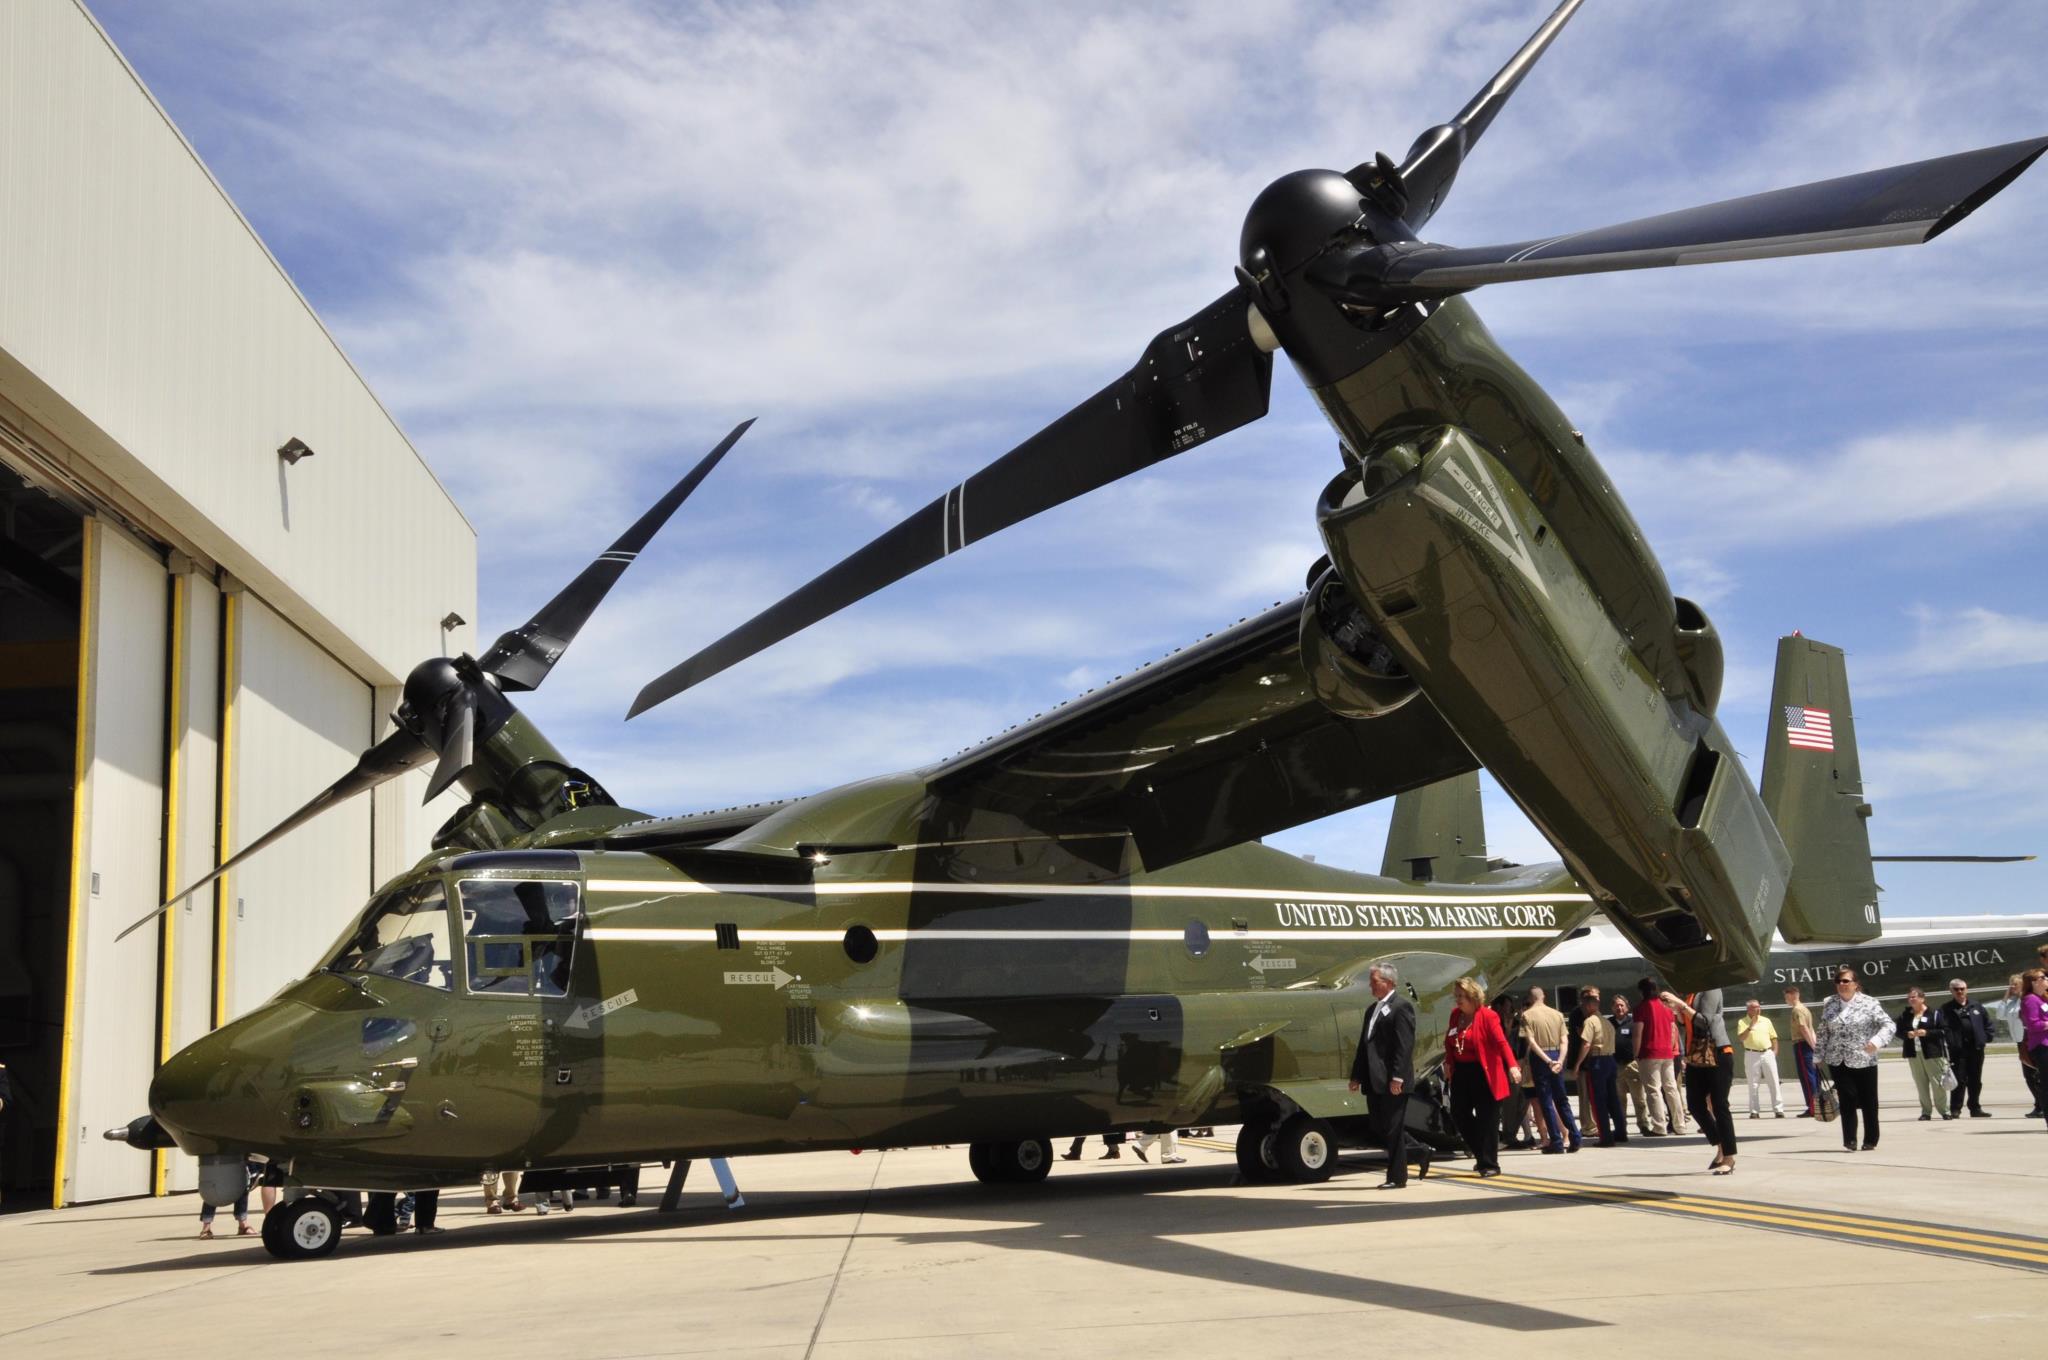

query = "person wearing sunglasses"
1819;967;1896;1151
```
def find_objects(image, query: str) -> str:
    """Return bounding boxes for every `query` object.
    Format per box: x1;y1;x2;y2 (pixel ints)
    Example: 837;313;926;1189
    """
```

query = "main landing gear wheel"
969;1138;1054;1184
1273;1113;1337;1183
1236;1116;1282;1183
262;1196;342;1260
968;1142;999;1184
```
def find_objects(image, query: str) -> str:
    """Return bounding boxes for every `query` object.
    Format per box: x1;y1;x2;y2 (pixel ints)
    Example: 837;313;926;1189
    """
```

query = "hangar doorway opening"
0;465;81;1212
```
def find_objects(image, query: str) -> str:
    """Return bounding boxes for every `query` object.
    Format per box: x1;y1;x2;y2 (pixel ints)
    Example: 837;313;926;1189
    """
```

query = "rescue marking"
565;988;638;1029
723;967;796;989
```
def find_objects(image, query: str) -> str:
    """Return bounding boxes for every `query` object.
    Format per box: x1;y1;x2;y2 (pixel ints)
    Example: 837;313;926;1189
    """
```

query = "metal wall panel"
56;519;167;1205
0;0;476;688
222;596;372;1021
160;570;220;1194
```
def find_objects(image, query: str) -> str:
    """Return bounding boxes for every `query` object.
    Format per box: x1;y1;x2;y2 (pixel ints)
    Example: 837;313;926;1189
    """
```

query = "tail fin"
1760;635;1879;944
1382;772;1491;883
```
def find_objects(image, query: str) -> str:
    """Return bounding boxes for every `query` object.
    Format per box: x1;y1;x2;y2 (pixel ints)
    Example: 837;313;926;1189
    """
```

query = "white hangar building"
0;0;477;1208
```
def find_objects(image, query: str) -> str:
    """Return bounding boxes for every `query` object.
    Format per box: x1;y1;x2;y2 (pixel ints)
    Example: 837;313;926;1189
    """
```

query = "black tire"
263;1197;343;1260
1235;1116;1282;1182
364;1193;399;1236
1273;1113;1337;1183
993;1138;1053;1184
968;1142;1000;1184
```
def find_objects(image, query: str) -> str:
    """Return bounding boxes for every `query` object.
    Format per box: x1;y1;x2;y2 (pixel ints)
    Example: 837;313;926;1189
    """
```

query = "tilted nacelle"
1314;422;1789;987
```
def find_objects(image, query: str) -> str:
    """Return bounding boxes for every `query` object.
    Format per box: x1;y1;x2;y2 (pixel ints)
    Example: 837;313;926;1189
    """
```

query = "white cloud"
1604;424;2048;551
90;0;2048;897
1888;605;2048;678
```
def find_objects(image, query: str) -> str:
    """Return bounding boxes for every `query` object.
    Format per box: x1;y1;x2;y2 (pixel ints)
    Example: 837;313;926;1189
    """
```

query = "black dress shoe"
1860;1142;1878;1151
1416;1155;1432;1179
1918;1113;1932;1121
1970;1110;1992;1118
1373;1180;1407;1191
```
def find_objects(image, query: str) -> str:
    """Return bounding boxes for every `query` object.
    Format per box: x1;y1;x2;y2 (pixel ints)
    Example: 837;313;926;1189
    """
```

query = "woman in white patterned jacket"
1819;966;1896;1152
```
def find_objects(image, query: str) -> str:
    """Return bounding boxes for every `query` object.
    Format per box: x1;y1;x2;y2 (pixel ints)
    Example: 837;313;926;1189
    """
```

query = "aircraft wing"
918;597;1478;871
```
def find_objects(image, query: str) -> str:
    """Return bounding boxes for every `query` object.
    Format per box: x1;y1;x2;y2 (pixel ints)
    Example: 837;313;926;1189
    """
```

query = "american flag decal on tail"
1784;706;1834;752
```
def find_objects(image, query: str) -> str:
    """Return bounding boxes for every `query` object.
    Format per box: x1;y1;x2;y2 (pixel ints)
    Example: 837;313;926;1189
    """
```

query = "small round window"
843;924;879;964
1184;920;1210;958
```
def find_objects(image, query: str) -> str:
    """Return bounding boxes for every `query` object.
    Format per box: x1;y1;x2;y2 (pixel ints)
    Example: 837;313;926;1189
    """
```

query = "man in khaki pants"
1737;999;1784;1117
483;1169;526;1214
1611;994;1652;1135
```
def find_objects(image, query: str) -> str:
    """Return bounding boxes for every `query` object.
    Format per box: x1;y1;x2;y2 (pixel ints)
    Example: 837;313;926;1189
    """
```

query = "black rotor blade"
1374;136;2048;293
1382;0;1585;230
1871;854;2036;863
118;728;432;942
628;288;1273;717
478;418;755;692
423;686;476;804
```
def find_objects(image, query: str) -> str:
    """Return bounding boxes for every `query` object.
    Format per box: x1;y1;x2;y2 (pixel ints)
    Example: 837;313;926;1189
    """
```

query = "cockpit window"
328;881;454;990
458;879;579;998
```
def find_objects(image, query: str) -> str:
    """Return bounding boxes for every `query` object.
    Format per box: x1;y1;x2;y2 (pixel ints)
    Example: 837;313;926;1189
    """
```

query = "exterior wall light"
277;436;315;464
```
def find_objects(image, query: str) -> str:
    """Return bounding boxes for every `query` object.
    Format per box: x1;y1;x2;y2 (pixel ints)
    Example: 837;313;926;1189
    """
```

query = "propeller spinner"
118;418;754;942
627;0;2043;717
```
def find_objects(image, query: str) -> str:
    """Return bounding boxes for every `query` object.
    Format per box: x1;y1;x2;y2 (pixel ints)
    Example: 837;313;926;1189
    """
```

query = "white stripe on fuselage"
586;879;1591;906
583;926;1558;944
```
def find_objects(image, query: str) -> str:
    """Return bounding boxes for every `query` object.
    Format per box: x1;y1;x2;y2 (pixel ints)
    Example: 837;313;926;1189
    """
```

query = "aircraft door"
412;876;581;1163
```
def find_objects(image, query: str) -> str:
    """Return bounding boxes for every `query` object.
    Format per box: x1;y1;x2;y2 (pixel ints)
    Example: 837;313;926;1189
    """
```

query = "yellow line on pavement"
1469;1172;2048;1269
1479;1171;2048;1251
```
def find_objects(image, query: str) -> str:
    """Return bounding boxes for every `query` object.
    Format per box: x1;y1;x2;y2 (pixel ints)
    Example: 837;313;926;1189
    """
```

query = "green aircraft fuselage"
141;293;1845;1196
152;822;1592;1189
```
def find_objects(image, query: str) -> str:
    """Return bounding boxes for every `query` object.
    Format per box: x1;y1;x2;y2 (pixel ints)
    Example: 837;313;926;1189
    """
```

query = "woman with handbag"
1443;977;1521;1177
1664;988;1737;1174
1820;966;1896;1150
1897;987;1954;1121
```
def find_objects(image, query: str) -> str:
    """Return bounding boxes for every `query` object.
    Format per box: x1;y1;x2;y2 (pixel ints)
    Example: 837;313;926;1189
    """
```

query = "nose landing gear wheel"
262;1196;343;1260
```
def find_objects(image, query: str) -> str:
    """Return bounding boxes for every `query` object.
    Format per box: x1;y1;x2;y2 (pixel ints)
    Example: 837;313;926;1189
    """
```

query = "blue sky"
89;0;2048;918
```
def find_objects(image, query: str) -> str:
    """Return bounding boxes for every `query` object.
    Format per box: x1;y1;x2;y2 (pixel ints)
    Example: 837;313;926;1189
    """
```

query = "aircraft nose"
150;1006;302;1154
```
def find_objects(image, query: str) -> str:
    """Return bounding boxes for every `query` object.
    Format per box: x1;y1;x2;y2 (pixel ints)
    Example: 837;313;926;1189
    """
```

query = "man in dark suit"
1940;980;1994;1117
1349;963;1429;1189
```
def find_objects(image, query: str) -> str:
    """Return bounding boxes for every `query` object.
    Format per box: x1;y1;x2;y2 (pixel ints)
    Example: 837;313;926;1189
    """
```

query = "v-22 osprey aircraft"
104;1;2043;1258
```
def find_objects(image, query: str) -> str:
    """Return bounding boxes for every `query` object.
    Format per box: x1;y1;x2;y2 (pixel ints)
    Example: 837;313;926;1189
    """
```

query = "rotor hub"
1240;169;1369;276
401;656;468;736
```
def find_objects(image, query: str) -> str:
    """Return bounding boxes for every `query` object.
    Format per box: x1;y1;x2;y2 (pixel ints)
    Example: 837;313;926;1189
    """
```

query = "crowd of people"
1378;958;2048;1181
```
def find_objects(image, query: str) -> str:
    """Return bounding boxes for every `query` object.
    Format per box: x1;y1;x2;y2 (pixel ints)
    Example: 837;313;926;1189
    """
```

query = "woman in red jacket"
1443;976;1522;1177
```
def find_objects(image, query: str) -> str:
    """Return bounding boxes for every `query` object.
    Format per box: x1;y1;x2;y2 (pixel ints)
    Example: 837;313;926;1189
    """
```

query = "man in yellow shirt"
1737;999;1784;1118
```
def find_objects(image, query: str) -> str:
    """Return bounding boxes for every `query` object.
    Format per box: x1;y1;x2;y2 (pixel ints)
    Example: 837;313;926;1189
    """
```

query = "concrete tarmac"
4;1059;2044;1357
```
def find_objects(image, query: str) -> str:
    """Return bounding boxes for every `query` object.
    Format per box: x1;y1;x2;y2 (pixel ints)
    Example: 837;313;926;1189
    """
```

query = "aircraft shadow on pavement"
92;1162;1603;1331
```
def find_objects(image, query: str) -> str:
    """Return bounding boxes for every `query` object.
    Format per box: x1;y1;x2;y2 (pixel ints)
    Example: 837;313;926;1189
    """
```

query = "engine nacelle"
1672;597;1723;715
1298;564;1420;719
